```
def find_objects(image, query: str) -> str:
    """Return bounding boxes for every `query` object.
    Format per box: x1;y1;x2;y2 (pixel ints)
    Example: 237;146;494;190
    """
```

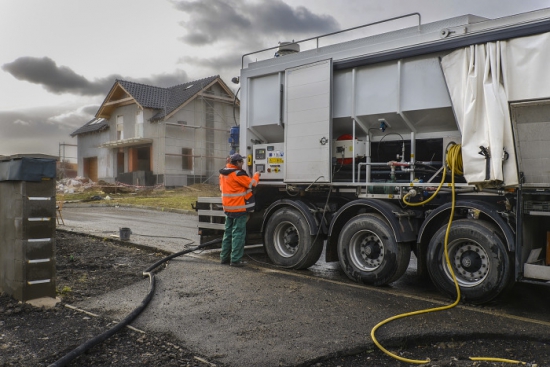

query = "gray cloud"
172;0;339;45
178;55;240;74
174;0;251;45
171;0;340;82
136;69;190;88
0;63;193;156
2;56;192;96
0;105;97;156
82;105;100;115
2;57;110;95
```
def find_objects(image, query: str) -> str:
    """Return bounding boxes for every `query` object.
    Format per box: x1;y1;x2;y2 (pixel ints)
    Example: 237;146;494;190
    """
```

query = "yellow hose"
402;144;463;207
371;143;529;365
401;164;446;206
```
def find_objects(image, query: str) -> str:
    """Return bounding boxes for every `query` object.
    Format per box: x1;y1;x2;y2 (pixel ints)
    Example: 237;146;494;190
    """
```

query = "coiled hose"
402;143;463;207
48;237;223;367
371;143;531;365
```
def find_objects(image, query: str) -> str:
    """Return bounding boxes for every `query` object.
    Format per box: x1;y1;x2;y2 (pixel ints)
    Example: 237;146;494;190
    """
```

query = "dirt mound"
0;232;216;367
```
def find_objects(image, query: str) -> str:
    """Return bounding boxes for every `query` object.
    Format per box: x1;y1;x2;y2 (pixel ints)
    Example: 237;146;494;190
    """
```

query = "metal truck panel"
332;55;455;136
332;71;352;118
249;73;281;127
399;56;451;111
284;60;332;183
355;62;398;115
506;33;550;101
511;101;550;186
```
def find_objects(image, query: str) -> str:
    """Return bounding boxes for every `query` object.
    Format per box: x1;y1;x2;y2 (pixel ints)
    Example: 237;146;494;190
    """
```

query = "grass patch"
58;286;72;295
58;184;220;211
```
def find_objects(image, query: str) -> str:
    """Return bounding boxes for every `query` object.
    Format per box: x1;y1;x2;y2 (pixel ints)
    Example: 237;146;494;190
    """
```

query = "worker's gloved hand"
255;172;261;177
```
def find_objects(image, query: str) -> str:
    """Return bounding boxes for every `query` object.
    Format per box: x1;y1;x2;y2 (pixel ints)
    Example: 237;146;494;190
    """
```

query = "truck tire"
427;219;512;304
264;207;323;269
338;214;410;286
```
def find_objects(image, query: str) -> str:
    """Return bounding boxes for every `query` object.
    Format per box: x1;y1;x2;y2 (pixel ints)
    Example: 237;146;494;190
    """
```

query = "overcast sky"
1;0;550;159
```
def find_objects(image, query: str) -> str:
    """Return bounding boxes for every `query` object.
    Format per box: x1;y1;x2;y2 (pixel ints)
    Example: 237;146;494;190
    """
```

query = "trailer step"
197;197;222;204
198;210;226;217
524;263;550;281
198;223;226;230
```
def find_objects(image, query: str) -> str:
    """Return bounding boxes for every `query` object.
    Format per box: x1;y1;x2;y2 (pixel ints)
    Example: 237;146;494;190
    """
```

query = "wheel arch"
261;199;319;236
417;200;515;260
426;218;514;304
326;199;417;262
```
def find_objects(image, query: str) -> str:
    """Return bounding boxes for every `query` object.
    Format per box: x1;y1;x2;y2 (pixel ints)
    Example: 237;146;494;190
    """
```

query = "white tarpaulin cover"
505;32;550;102
441;32;550;188
441;41;518;188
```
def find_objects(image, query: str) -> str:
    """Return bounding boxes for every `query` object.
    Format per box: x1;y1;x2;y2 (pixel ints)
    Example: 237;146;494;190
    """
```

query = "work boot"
220;258;230;265
230;260;247;267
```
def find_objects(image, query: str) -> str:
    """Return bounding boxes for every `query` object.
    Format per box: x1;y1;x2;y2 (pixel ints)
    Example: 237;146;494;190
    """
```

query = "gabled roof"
96;75;221;121
116;80;170;110
70;117;108;137
151;76;218;120
72;75;235;137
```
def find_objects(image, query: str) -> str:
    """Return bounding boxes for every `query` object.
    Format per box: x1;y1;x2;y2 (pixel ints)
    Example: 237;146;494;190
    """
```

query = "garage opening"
83;157;98;182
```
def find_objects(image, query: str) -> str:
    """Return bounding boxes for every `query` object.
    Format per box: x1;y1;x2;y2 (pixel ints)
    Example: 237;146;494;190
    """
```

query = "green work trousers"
220;214;248;263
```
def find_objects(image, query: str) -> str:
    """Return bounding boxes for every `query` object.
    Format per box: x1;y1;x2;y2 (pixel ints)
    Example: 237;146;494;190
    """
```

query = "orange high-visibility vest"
219;164;260;213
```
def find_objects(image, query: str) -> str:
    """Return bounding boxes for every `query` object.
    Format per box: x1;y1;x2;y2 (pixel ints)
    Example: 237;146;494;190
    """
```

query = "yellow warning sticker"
268;158;284;164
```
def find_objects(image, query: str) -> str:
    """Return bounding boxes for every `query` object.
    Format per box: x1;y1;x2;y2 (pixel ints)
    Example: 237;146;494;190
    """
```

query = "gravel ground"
0;231;548;367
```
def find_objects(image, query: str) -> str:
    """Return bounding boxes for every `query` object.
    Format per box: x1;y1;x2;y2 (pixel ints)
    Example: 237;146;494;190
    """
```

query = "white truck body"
198;9;550;303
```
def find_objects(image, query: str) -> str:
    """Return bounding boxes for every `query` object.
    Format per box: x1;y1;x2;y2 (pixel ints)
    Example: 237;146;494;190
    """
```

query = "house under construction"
70;75;239;187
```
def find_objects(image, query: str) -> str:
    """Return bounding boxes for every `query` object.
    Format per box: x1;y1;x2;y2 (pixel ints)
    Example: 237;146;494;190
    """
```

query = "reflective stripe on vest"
221;189;252;197
223;202;255;210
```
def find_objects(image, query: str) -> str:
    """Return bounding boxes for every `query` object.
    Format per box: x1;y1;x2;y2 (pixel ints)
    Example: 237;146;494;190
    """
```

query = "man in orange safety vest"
219;153;261;267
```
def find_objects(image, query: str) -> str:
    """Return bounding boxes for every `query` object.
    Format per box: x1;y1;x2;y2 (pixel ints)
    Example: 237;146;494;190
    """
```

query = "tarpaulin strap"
478;146;491;181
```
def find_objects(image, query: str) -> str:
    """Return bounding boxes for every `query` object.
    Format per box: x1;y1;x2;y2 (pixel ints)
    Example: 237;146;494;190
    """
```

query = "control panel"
253;143;285;180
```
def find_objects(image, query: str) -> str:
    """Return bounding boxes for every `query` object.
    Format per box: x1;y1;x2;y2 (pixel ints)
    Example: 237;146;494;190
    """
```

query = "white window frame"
117;115;124;140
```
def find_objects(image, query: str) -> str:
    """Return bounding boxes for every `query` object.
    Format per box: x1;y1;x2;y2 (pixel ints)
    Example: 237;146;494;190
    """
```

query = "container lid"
0;156;57;182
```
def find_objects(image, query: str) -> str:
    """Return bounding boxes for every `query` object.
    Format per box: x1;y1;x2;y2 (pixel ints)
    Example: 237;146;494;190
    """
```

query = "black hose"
144;238;222;273
48;274;156;367
48;237;223;367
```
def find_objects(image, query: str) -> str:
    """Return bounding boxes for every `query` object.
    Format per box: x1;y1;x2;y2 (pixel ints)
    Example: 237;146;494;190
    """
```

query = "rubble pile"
56;177;95;194
56;177;138;195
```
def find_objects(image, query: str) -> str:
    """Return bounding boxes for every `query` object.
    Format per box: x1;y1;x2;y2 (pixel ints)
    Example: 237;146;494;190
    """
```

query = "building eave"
99;138;153;148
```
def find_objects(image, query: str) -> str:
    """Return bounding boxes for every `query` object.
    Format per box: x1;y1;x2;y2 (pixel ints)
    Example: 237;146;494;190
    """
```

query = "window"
90;118;104;125
182;148;193;170
135;110;143;138
116;115;124;140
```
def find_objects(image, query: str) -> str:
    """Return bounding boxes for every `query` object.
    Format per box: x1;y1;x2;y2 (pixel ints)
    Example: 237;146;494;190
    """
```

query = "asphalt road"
59;205;550;366
60;204;200;253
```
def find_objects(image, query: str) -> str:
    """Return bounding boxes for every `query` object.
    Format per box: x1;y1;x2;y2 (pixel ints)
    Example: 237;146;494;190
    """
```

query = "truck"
197;9;550;304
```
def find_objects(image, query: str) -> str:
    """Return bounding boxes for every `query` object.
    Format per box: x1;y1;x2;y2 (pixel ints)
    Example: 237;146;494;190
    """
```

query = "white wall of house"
163;84;237;185
143;108;164;177
109;104;138;142
76;130;112;181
